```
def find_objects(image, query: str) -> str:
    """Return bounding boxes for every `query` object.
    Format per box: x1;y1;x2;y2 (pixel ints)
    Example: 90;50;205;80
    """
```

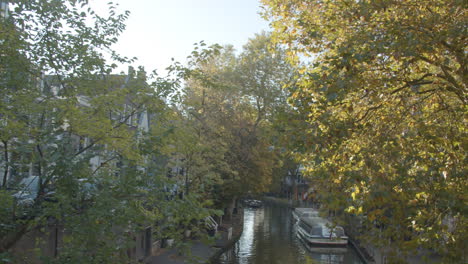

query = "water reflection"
217;204;364;264
236;209;264;263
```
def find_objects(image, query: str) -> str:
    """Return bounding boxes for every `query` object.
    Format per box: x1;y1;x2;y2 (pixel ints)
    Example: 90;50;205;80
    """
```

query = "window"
0;1;8;19
311;227;322;236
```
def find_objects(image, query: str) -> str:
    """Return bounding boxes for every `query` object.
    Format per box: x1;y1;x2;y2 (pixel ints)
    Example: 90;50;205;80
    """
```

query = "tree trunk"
292;176;297;201
0;222;30;253
185;168;189;196
227;196;237;221
2;140;8;189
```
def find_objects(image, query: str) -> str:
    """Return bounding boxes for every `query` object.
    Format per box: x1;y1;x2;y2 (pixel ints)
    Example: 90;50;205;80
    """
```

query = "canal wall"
146;208;244;264
208;209;244;263
263;196;300;208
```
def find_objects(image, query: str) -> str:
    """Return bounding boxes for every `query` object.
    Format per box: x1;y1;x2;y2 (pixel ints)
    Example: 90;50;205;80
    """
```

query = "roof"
299;217;346;237
300;216;330;228
295;208;320;218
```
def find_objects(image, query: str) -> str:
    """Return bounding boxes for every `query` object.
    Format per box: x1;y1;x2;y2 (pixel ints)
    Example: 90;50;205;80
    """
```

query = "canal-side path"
146;211;244;264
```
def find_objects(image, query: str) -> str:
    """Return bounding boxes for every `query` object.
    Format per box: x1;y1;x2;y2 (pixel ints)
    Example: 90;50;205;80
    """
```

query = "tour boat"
292;207;319;222
296;215;348;247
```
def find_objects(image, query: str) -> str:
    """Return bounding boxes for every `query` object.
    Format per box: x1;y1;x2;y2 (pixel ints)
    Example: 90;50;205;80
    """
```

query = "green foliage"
0;1;217;263
0;190;14;238
179;33;296;207
262;0;467;262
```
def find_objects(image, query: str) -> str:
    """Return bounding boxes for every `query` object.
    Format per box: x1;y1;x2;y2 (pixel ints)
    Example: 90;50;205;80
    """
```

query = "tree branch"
356;104;382;123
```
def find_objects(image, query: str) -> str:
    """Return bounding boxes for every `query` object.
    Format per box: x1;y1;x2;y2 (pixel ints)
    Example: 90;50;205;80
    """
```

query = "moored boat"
296;216;348;247
244;199;263;208
292;207;319;222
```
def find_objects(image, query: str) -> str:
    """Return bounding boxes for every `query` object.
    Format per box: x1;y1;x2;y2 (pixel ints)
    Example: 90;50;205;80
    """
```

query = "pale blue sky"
93;0;270;75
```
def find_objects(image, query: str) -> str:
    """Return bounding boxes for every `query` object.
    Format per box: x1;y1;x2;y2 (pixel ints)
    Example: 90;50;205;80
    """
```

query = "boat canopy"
294;208;319;218
299;217;346;238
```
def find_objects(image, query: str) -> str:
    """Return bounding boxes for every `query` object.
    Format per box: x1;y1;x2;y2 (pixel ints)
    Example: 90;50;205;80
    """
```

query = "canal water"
216;203;364;264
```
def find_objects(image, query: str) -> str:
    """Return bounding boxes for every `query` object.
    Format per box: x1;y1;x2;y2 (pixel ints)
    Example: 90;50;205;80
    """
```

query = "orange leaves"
367;209;384;222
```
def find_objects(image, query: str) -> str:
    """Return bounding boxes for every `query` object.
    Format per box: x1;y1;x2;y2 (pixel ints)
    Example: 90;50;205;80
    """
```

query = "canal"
215;203;364;264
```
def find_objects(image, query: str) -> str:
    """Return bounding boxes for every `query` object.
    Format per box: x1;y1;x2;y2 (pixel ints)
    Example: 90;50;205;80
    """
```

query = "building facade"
0;0;8;19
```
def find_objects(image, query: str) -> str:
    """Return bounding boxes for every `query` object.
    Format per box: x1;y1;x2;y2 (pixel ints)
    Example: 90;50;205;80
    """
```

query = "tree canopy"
2;0;465;262
261;0;467;262
0;1;216;262
179;33;296;210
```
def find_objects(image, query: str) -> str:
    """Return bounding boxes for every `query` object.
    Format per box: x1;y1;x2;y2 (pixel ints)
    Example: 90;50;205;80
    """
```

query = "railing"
205;216;218;231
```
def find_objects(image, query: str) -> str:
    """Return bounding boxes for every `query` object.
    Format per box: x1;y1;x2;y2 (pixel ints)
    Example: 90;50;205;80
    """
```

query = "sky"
92;0;270;75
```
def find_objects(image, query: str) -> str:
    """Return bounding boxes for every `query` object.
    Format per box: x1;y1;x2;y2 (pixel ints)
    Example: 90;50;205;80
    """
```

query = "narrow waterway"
216;203;364;264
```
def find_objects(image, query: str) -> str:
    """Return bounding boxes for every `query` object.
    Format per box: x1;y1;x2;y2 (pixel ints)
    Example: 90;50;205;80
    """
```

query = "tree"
0;1;214;262
180;33;296;217
262;0;467;262
156;110;227;199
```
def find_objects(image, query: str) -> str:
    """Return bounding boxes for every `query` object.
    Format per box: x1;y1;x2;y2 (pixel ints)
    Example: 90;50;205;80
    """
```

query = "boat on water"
297;236;347;262
292;207;319;222
294;209;348;247
244;199;263;208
